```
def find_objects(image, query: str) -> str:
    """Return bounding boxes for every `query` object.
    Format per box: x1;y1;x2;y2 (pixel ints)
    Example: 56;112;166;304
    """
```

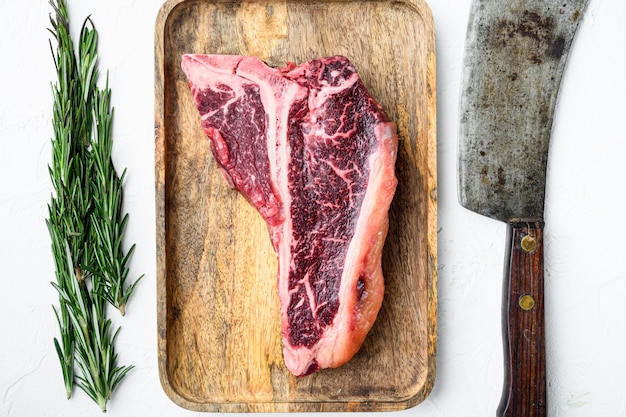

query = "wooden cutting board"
154;0;437;412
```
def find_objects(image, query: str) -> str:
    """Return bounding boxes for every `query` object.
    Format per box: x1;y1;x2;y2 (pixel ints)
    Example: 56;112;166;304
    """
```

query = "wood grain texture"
155;0;437;411
498;221;546;417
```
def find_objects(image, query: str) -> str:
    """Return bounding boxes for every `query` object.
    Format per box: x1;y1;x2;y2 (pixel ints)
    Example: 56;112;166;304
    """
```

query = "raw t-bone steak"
181;54;398;376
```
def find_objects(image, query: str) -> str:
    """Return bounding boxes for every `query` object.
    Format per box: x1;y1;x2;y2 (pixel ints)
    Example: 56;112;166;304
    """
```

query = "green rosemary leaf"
110;364;135;393
52;305;74;399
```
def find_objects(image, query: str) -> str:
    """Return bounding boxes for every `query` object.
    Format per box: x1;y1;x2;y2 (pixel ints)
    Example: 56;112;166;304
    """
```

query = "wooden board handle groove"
498;221;546;417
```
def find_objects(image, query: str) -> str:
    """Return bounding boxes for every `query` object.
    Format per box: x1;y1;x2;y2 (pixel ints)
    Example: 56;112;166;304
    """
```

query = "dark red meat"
181;54;398;376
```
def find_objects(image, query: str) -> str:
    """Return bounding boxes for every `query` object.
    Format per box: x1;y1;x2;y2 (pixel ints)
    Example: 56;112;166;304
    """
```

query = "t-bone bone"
181;54;398;376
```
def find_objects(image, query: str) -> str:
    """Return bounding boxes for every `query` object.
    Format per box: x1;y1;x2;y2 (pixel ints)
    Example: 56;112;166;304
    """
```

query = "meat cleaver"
458;0;588;416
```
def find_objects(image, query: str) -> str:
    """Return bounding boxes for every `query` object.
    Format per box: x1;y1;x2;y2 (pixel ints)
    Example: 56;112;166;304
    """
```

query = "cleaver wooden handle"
498;221;546;417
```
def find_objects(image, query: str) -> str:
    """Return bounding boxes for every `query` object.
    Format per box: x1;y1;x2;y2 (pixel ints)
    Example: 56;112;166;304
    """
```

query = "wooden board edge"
425;44;439;409
154;0;197;411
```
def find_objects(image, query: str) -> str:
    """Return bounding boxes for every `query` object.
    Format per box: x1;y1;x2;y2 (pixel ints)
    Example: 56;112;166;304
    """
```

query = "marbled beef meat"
181;54;398;376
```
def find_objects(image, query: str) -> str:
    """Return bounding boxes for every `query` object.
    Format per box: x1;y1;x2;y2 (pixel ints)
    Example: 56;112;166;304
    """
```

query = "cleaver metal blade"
458;0;588;416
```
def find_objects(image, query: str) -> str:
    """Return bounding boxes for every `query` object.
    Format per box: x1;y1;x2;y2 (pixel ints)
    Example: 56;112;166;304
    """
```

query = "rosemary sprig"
47;0;140;410
70;243;134;410
47;0;91;400
89;78;144;316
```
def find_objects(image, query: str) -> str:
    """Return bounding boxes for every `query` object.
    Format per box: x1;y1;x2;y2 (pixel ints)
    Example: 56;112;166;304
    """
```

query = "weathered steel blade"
458;0;588;223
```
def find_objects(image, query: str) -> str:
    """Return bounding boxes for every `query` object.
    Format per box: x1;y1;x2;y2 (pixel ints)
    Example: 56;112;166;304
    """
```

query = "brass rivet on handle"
520;235;537;253
519;294;535;311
